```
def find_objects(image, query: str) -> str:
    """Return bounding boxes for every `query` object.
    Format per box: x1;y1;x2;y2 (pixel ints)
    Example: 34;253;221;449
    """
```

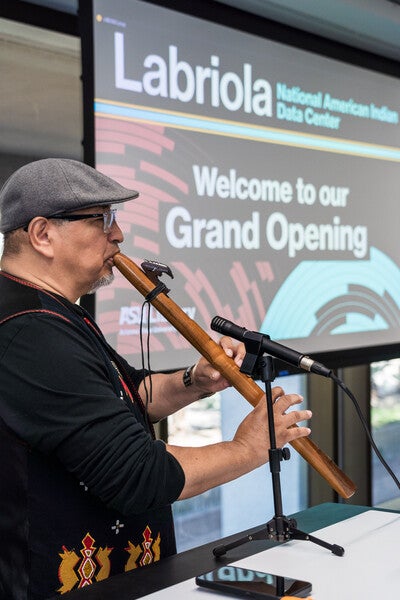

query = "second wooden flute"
114;252;356;499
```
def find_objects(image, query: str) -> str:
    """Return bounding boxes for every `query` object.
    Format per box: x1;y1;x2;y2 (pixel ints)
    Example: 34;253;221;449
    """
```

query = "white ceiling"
27;0;400;62
220;0;400;63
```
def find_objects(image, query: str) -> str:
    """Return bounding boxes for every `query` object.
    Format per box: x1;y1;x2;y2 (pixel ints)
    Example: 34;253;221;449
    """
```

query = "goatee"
87;272;115;294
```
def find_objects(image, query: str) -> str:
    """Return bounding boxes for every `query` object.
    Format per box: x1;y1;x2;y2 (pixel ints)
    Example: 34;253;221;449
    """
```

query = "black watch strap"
183;364;195;387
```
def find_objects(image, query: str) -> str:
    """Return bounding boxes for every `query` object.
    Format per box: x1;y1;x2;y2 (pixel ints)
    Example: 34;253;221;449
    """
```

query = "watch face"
183;365;194;387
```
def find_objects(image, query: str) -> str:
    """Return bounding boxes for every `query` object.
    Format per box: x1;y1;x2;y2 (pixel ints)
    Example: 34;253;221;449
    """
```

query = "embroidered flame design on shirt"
57;533;112;594
125;525;161;571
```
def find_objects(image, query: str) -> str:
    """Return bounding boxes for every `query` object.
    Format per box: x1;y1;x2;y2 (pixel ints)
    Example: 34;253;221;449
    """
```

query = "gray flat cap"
0;158;139;233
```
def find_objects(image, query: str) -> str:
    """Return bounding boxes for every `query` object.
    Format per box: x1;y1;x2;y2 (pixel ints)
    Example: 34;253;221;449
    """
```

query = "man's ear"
27;217;55;258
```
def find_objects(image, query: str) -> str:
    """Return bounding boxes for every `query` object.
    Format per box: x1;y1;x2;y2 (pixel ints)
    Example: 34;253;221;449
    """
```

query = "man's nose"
108;219;124;243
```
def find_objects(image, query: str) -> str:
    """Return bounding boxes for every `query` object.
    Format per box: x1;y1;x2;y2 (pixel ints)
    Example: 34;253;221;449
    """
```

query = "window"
171;374;308;551
371;359;400;509
0;17;82;252
0;17;82;183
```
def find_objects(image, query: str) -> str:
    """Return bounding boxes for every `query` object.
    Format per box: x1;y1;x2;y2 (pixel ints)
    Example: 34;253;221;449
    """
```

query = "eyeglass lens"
103;209;117;232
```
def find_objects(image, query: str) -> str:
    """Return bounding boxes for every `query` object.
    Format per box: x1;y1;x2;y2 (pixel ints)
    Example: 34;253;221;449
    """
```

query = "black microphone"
211;316;332;378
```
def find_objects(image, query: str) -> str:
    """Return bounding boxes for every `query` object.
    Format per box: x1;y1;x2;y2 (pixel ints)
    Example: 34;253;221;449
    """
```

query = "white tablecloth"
141;510;399;600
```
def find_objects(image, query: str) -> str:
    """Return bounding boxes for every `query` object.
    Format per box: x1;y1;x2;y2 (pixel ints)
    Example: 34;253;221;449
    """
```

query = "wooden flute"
114;252;356;499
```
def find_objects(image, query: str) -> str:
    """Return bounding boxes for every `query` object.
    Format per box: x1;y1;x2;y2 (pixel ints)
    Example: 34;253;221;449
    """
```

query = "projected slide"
91;0;400;370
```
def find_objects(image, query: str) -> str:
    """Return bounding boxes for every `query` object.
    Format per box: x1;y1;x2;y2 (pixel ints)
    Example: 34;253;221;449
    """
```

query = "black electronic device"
196;566;312;599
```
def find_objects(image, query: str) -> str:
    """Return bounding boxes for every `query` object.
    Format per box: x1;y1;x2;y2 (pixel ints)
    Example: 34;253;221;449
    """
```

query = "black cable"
140;280;169;415
330;372;400;491
139;299;153;430
146;300;153;404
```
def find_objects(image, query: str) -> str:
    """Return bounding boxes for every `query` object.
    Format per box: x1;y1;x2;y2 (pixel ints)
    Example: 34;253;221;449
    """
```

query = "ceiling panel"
25;0;400;60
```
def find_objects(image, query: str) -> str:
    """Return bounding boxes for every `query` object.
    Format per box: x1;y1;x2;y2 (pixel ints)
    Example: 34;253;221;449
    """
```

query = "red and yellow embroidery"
58;533;112;594
125;525;161;571
57;526;161;593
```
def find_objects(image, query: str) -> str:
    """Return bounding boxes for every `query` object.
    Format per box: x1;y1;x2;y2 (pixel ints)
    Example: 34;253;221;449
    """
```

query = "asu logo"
58;533;112;594
125;525;161;571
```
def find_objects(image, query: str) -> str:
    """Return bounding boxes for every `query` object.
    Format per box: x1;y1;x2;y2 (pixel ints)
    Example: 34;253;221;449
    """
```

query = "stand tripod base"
213;516;344;558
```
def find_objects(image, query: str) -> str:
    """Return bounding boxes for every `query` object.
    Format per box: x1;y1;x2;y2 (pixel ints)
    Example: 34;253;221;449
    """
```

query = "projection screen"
84;0;400;372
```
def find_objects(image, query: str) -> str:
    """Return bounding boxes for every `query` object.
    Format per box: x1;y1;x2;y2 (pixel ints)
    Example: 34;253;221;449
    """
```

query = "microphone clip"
141;259;174;297
239;330;275;382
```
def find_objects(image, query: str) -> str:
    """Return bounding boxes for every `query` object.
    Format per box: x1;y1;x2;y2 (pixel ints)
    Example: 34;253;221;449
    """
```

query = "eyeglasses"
48;208;117;233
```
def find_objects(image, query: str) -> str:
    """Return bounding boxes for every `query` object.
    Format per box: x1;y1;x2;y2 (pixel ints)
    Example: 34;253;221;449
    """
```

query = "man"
0;158;311;600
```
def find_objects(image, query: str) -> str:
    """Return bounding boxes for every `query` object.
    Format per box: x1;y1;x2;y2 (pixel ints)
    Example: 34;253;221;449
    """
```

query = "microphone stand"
213;331;344;558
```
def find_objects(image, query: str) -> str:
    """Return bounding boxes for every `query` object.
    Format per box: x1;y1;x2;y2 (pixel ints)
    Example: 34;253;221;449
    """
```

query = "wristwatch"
183;364;195;387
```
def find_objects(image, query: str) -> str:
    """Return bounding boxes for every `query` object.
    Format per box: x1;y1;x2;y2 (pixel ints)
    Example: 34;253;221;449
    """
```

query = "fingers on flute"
219;336;246;367
273;394;312;441
271;386;284;401
273;392;303;411
287;425;312;440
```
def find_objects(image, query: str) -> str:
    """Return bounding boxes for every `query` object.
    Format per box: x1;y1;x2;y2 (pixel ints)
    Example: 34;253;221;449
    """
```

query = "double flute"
114;252;356;499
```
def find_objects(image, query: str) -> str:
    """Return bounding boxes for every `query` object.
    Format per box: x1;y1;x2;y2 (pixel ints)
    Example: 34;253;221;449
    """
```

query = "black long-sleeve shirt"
0;272;185;600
